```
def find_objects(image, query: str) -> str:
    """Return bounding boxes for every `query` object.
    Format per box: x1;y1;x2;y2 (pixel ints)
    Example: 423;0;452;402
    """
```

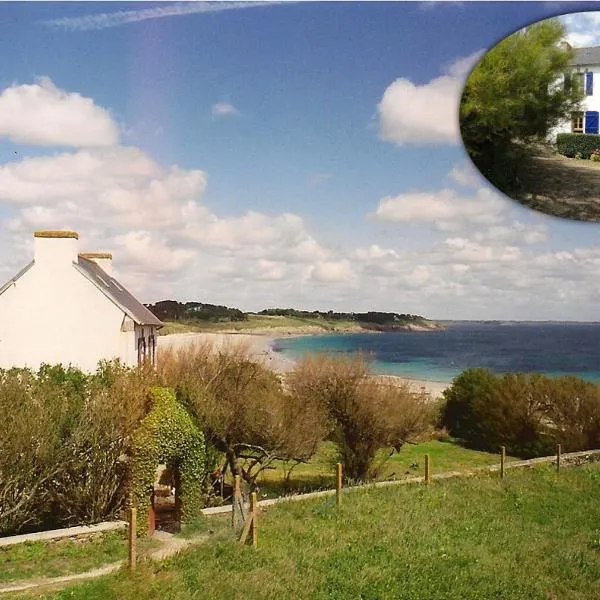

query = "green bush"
0;362;152;536
556;133;600;158
442;368;600;459
440;368;498;449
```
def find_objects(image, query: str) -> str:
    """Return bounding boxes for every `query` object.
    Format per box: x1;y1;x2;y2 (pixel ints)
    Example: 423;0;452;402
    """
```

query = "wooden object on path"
500;446;506;479
128;507;137;573
336;463;343;506
238;492;258;548
425;454;431;485
557;444;562;473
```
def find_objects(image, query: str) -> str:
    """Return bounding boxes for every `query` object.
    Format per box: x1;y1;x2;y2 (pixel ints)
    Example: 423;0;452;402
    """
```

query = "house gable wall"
0;261;136;372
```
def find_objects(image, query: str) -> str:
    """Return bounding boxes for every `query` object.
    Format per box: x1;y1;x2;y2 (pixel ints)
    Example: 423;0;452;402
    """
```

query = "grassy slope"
0;532;159;584
256;440;515;497
158;314;408;335
26;462;600;600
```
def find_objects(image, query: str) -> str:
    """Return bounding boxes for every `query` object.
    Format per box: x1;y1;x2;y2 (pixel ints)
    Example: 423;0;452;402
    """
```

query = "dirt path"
0;531;212;596
517;152;600;221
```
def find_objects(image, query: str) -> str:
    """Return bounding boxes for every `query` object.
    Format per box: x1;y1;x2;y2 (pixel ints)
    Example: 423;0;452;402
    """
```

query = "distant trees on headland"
145;300;433;329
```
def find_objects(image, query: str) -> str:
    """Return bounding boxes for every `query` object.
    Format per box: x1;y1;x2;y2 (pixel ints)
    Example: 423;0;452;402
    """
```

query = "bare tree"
287;354;434;481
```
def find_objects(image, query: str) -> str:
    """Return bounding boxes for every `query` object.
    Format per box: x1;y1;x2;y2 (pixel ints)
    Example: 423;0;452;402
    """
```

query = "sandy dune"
157;332;449;399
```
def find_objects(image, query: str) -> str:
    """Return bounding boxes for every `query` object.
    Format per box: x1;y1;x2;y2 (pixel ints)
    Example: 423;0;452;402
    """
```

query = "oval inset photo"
460;11;600;222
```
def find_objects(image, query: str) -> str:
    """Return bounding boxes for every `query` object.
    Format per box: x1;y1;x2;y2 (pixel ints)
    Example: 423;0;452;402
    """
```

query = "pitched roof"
75;256;163;327
0;261;34;297
571;46;600;66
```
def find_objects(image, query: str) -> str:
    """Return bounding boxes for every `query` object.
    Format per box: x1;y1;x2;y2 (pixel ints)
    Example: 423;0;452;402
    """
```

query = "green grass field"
20;462;600;600
255;439;515;498
0;531;159;585
158;314;360;335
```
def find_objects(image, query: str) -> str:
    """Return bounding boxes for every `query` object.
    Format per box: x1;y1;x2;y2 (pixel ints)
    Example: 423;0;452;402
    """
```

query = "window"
573;72;585;95
572;112;584;133
148;333;156;366
137;332;147;366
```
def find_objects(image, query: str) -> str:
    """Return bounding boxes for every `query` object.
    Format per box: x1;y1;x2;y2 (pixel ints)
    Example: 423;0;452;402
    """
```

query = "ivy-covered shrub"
556;133;600;158
131;387;206;535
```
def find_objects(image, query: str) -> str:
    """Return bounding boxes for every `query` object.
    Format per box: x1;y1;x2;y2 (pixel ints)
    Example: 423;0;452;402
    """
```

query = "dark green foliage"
146;300;247;323
460;18;582;192
442;369;600;458
556;133;600;158
259;307;432;328
440;368;497;448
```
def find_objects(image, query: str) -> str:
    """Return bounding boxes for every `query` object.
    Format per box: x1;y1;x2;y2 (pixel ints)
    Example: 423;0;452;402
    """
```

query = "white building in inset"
553;43;600;138
0;230;163;372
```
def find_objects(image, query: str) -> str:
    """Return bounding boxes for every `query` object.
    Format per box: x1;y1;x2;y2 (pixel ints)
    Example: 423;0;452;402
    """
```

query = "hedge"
131;387;206;535
556;133;600;158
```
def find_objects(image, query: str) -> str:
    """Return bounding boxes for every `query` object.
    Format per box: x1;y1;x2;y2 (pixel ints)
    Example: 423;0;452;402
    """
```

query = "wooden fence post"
128;507;137;573
250;492;258;548
336;463;343;506
556;443;562;474
232;475;241;529
425;454;431;485
500;446;506;479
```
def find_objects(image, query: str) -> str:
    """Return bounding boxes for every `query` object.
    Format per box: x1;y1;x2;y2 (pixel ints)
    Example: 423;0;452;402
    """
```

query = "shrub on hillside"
0;361;153;535
442;368;600;458
476;372;554;458
288;354;435;481
157;343;328;490
440;368;498;448
545;376;600;452
556;133;600;159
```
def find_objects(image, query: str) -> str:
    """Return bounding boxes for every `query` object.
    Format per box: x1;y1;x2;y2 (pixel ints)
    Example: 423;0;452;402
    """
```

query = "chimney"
79;252;113;276
33;230;79;268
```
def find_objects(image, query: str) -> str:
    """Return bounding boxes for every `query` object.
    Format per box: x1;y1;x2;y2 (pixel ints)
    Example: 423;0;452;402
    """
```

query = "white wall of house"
552;66;600;139
0;234;146;372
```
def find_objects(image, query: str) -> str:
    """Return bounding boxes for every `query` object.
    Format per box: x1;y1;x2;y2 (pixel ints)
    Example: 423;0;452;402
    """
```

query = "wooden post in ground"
500;446;506;479
336;463;343;506
232;475;241;529
249;492;258;548
128;507;137;573
425;454;431;485
556;443;562;474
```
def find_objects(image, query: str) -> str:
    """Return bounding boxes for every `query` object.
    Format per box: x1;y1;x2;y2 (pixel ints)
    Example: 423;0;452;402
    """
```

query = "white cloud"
447;163;481;187
211;102;240;118
0;78;119;147
310;260;355;283
561;12;600;48
376;50;483;146
473;221;549;246
373;186;508;230
43;1;286;32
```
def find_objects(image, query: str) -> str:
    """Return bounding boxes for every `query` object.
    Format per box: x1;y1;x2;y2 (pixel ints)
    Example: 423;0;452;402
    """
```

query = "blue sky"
1;1;600;320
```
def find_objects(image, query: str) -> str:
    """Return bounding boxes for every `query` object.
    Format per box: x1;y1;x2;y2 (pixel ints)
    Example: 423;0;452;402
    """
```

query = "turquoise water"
272;322;600;384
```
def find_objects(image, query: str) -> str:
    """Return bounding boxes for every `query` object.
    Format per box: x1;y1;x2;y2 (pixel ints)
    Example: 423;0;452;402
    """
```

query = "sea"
272;321;600;385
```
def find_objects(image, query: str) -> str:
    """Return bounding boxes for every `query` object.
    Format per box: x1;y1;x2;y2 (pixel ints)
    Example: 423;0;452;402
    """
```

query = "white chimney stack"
79;252;113;276
33;230;79;268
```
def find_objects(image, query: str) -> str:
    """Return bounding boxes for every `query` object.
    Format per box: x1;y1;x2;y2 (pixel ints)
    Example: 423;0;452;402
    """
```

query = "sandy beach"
157;331;449;399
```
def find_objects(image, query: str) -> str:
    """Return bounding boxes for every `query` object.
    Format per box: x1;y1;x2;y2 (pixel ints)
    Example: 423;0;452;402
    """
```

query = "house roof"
0;261;34;297
75;256;163;327
0;255;163;327
571;46;600;66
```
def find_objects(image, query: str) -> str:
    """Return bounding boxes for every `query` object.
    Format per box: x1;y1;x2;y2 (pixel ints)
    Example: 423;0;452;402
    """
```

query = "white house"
0;230;163;372
553;43;600;137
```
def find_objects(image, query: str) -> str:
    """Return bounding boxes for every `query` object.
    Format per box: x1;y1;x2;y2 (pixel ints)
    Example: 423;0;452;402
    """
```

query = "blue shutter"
586;71;594;96
585;111;599;134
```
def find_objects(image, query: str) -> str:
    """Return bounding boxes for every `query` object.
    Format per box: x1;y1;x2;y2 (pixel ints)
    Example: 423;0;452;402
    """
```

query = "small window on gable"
572;112;584;133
